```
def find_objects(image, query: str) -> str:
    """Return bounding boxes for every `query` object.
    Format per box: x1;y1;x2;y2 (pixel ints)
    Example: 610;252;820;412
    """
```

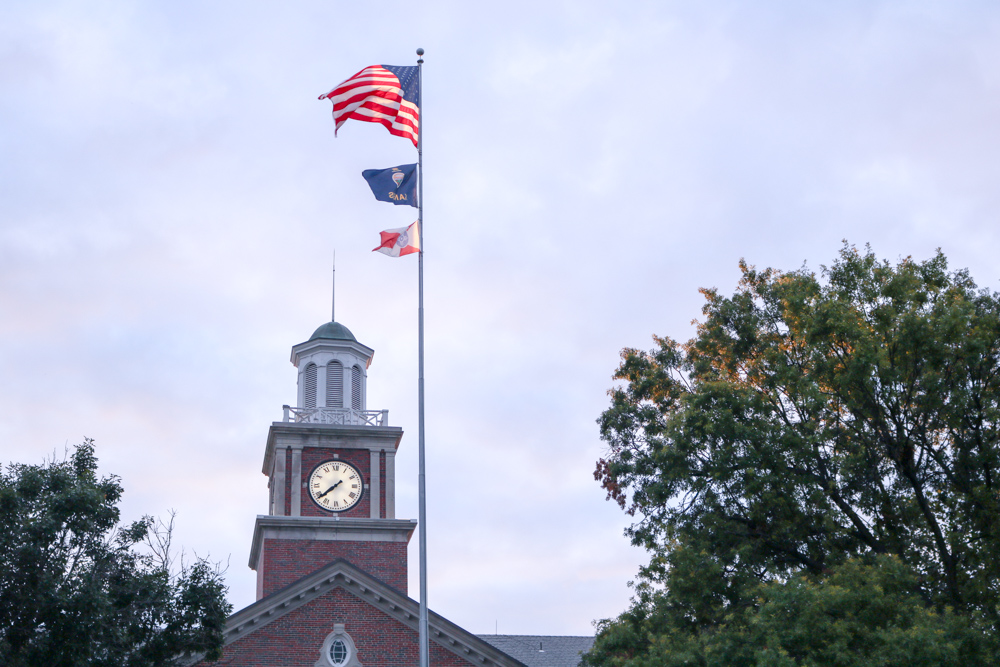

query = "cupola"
289;320;374;416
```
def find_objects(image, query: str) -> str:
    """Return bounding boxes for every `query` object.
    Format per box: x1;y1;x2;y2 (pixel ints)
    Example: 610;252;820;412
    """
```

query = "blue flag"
361;164;418;207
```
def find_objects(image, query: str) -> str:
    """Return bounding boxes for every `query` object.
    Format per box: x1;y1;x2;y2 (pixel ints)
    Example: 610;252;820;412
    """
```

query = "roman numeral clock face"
309;461;364;512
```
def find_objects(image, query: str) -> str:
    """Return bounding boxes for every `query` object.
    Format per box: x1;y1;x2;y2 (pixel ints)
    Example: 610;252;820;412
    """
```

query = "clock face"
309;460;364;512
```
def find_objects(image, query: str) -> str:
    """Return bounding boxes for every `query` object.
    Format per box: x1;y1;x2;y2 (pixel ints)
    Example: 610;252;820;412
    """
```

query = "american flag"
318;65;419;147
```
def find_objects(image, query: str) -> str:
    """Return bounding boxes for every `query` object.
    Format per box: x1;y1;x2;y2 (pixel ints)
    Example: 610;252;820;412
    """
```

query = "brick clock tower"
251;320;415;599
188;320;535;667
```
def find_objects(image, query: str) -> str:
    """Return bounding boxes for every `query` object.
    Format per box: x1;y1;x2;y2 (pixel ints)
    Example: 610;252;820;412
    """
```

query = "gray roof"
477;635;594;667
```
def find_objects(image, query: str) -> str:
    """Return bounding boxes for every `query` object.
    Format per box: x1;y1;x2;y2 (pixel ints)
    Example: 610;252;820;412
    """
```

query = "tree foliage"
588;246;1000;665
587;556;991;667
0;440;231;666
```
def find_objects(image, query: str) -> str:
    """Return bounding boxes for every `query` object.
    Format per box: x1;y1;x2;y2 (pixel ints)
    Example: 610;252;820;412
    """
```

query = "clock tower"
250;319;417;598
188;318;564;667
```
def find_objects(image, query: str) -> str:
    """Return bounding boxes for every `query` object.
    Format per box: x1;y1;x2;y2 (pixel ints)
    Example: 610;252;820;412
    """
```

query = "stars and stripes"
318;65;420;147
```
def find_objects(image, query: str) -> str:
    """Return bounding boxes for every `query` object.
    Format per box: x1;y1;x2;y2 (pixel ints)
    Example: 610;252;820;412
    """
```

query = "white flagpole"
416;47;430;667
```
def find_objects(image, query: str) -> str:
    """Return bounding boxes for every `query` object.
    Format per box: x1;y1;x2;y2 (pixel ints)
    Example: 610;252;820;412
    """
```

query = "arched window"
326;361;344;408
303;363;317;408
351;366;362;410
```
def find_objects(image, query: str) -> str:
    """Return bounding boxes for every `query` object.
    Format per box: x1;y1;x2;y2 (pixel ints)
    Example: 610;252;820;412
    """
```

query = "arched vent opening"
303;363;318;408
351;366;362;410
326;361;344;408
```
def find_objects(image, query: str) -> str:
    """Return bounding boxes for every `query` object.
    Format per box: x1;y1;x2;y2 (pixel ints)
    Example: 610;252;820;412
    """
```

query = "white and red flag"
373;221;420;257
319;65;420;147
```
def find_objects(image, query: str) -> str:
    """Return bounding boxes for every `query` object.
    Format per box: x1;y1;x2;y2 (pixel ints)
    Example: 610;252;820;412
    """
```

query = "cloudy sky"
3;0;1000;637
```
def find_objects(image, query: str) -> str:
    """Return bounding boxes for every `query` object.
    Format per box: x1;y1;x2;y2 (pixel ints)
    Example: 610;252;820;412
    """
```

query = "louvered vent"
326;361;344;408
303;363;318;408
351;366;362;409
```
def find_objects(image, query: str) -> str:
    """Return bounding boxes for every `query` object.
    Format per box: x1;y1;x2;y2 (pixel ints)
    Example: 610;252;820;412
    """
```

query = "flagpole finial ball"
416;48;424;55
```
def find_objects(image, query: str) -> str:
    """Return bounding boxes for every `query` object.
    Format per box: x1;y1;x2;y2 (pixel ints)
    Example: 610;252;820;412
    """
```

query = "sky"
2;0;1000;637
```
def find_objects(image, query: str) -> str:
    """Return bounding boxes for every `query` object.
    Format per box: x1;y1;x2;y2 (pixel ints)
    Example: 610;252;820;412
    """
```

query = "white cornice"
291;338;375;369
263;422;403;473
248;515;417;568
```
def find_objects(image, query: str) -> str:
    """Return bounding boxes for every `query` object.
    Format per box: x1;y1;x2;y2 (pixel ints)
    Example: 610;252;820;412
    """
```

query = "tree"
588;245;1000;665
587;556;991;667
0;440;231;666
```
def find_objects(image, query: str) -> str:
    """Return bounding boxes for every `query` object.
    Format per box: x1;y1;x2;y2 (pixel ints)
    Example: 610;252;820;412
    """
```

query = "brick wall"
259;539;407;597
197;587;480;667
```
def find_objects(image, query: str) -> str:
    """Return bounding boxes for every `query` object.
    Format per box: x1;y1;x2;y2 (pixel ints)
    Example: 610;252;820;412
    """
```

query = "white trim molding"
316;624;363;667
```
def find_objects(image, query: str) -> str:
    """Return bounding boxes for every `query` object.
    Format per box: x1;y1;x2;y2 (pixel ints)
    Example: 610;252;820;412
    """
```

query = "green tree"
588;246;1000;665
0;440;231;666
744;556;988;667
587;556;991;667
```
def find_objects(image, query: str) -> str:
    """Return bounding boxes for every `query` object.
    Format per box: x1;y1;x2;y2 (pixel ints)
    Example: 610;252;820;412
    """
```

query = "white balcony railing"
282;405;388;427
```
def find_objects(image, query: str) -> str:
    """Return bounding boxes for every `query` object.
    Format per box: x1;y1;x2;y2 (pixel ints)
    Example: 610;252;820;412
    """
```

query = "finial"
416;47;424;64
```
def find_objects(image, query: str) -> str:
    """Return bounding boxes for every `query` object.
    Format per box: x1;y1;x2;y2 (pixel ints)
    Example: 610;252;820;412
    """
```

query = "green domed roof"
308;321;357;342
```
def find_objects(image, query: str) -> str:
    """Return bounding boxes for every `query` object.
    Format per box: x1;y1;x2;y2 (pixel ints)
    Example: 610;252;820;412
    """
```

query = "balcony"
282;405;388;427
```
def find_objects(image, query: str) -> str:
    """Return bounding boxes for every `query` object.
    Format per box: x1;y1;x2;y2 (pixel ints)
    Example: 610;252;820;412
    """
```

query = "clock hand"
317;480;344;498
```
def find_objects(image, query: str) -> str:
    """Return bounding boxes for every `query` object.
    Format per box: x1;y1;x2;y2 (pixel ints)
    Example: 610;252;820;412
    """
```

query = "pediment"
184;559;528;667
